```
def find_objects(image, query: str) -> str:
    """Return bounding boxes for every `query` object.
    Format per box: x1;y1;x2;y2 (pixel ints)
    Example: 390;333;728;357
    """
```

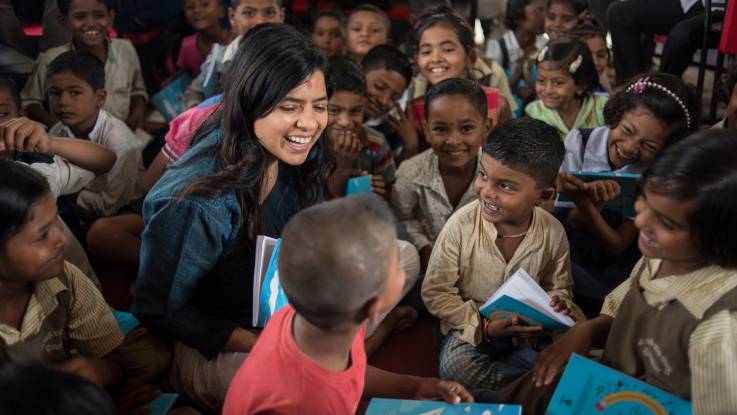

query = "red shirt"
223;306;367;415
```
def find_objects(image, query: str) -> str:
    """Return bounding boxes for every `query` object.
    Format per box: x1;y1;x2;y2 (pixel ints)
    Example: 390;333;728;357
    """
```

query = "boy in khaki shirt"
422;118;582;391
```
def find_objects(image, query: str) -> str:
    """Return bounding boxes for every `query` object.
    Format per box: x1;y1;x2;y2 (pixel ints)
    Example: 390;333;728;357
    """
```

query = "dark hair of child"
47;50;105;91
482;117;564;187
641;129;737;267
549;0;588;15
230;0;283;7
424;78;488;119
0;363;113;415
408;0;452;16
326;56;366;96
311;8;345;30
0;75;21;110
537;36;599;98
721;61;737;103
279;195;397;330
603;72;699;144
349;4;391;32
361;44;413;87
57;0;114;16
569;20;607;43
505;0;534;31
183;24;332;239
0;159;51;245
414;10;474;54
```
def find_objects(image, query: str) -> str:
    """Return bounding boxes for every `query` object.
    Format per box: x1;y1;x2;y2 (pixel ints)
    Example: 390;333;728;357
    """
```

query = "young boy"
0;76;22;125
422;118;583;391
20;0;147;130
325;57;397;200
223;195;473;414
46;51;144;218
346;4;391;62
184;0;285;108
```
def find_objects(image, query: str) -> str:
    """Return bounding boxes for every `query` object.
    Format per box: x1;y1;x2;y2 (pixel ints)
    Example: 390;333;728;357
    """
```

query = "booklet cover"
546;354;691;415
252;235;278;327
347;175;372;196
151;74;192;121
556;171;641;217
140;393;178;415
112;310;140;336
479;268;574;332
254;239;289;327
366;398;521;415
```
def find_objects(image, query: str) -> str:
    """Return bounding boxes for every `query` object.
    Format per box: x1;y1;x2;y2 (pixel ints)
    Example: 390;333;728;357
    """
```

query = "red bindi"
306;80;313;89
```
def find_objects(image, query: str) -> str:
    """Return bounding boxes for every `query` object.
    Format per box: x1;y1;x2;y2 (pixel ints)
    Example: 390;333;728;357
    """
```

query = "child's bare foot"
364;306;418;356
389;305;418;334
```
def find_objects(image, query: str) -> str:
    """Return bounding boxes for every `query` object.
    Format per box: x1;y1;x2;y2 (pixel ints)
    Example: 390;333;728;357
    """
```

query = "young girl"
311;9;346;57
178;0;231;77
570;21;611;94
406;11;511;158
505;129;737;414
345;4;390;62
555;73;698;315
525;36;607;139
544;0;587;40
392;78;491;272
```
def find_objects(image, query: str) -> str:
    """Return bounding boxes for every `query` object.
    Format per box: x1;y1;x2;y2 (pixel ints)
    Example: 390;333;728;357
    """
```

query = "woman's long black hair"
180;24;334;239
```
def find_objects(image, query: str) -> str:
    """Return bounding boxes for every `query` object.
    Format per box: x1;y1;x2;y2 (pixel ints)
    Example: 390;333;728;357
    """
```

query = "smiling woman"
131;24;332;412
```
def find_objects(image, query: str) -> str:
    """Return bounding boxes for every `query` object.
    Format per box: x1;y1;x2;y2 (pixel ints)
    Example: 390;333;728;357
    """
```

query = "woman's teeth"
285;135;311;145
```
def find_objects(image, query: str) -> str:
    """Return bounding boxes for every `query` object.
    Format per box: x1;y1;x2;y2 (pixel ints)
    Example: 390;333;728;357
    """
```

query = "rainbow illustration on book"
546;354;691;415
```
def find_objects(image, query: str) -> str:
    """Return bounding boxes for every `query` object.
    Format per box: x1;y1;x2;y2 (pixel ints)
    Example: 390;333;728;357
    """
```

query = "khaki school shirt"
422;201;579;346
602;257;737;414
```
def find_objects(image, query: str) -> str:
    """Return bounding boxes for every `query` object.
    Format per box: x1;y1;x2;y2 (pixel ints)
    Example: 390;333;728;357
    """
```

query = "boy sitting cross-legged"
422;118;585;392
223;195;473;414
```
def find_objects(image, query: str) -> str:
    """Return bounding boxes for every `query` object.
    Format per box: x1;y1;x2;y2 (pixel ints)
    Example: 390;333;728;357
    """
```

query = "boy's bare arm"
126;95;146;131
223;327;260;353
49;136;117;175
363;365;473;403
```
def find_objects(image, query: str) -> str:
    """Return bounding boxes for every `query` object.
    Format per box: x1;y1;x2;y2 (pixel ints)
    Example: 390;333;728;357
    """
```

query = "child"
392;78;491;272
525;36;606;139
184;0;285;108
223;195;473;414
20;0;147;130
485;0;548;113
46;51;144;218
556;73;698;315
409;11;512;158
325;56;397;199
311;9;346;58
178;0;231;77
713;61;737;130
545;0;587;40
0;76;21;125
361;45;414;158
346;4;390;62
505;129;737;414
0;159;168;388
570;21;611;94
422;118;583;391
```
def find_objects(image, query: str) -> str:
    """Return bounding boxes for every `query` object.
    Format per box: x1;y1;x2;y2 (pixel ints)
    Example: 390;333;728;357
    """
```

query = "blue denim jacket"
132;129;306;359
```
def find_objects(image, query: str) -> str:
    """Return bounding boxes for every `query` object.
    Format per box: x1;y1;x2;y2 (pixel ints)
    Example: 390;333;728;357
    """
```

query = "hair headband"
537;46;583;74
626;76;691;129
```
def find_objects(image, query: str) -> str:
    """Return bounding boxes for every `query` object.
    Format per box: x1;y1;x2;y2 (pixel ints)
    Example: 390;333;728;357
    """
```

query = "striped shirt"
602;257;737;414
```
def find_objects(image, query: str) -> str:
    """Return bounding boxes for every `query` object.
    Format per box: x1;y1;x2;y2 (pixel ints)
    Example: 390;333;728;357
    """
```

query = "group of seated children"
1;0;737;414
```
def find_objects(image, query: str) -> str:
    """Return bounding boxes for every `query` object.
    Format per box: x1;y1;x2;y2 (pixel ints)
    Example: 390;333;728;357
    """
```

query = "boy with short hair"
46;50;144;218
183;0;285;108
223;195;473;414
422;118;584;391
0;76;22;125
346;4;391;62
21;0;147;130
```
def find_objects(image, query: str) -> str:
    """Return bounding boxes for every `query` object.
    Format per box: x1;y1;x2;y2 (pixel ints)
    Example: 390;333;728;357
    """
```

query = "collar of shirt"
68;38;115;65
55;109;108;141
0;276;67;341
582;126;647;173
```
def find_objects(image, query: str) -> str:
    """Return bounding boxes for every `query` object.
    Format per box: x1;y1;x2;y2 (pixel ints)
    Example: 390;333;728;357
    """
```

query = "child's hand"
532;324;593;387
486;316;544;338
0;117;52;153
370;174;386;196
387;103;420;154
114;384;161;415
556;172;588;202
414;378;474;404
330;129;361;168
583;179;621;205
549;295;571;316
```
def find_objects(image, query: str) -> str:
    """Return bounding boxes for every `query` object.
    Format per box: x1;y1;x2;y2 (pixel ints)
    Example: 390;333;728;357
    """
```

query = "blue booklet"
255;239;289;327
151;74;193;121
556;171;641;217
347;175;372;196
546;354;691;415
366;398;521;415
479;269;575;332
140;393;178;415
112;310;140;336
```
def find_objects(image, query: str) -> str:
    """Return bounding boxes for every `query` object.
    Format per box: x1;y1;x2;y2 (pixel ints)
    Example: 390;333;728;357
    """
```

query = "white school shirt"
559;126;647;174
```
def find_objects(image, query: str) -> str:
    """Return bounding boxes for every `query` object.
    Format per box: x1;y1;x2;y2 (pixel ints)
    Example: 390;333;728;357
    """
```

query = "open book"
479;268;575;331
556;171;641;217
366;398;521;415
546;354;691;414
347;175;372;196
252;236;289;327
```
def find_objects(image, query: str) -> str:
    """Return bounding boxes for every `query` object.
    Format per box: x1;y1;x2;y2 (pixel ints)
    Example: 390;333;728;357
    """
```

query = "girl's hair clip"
569;55;583;73
626;75;691;128
537;46;549;63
